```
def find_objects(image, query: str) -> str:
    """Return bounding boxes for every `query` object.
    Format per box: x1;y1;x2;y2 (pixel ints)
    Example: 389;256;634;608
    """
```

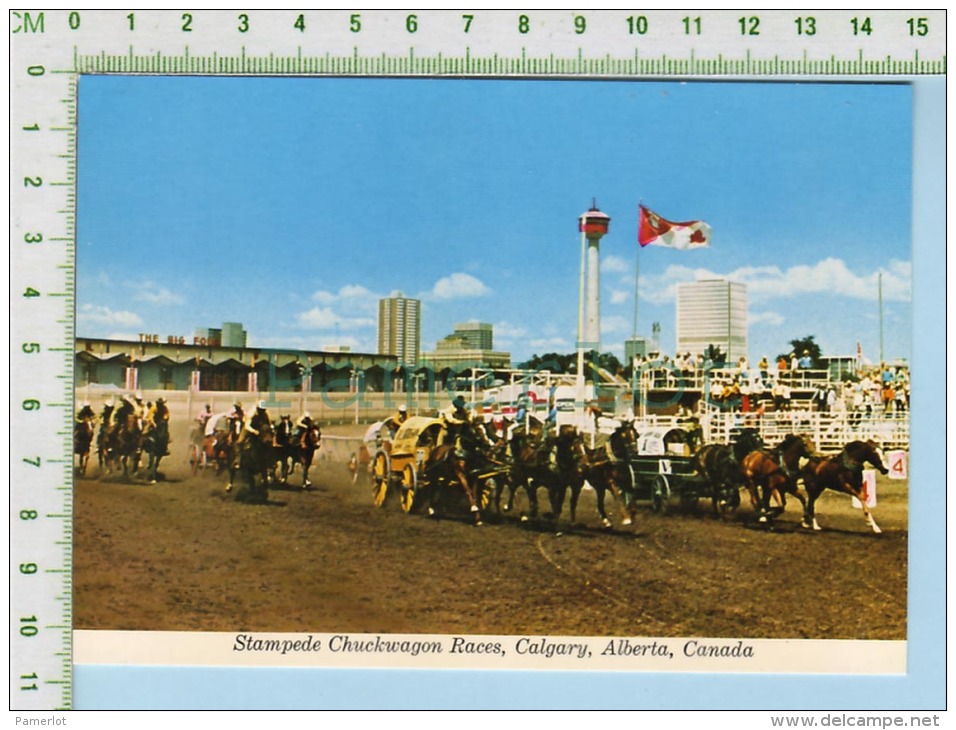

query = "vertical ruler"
7;8;945;711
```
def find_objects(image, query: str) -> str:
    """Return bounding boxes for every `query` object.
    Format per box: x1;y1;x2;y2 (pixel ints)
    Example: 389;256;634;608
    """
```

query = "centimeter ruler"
7;8;946;711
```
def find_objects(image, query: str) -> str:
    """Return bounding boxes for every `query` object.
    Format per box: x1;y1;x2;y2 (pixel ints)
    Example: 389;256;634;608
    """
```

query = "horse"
800;440;888;533
106;407;144;480
577;420;640;528
142;419;170;484
740;433;815;525
415;419;492;525
272;418;296;484
96;404;115;472
232;424;276;504
73;414;95;477
691;428;765;515
291;422;322;489
508;424;587;529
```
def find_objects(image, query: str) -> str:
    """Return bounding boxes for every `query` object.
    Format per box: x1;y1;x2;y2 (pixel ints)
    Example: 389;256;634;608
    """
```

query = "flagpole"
577;214;587;414
633;204;645;419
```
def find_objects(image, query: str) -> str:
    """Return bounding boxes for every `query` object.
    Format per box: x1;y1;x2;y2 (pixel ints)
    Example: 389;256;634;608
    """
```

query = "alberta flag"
639;205;712;250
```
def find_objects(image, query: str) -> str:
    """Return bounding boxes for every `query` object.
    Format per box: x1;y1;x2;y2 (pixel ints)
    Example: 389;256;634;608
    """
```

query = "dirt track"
74;429;907;640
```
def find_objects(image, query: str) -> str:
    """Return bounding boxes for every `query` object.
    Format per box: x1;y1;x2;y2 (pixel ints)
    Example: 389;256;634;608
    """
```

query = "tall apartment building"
675;280;748;362
453;322;493;350
378;294;421;367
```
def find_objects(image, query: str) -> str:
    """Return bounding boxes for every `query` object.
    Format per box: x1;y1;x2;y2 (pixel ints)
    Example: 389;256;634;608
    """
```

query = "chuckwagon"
623;426;739;515
371;416;445;513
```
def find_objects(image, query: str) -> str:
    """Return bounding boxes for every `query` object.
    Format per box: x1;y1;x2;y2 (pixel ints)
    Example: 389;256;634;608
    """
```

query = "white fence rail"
634;411;909;454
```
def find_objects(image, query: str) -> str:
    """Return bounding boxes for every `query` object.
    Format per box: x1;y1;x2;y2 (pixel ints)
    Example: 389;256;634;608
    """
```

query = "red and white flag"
639;204;712;250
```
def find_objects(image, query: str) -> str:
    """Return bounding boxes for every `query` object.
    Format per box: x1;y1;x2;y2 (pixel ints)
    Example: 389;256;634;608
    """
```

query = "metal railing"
632;410;909;454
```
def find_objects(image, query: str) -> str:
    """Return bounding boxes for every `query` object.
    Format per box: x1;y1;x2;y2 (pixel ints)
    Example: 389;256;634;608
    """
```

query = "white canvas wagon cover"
637;427;693;456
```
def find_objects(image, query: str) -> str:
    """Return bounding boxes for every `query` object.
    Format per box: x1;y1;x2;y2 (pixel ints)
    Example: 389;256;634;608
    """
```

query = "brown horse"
691;428;764;516
292;423;322;489
416;420;490;525
740;434;815;524
800;440;888;533
74;416;95;477
579;420;639;528
508;424;587;529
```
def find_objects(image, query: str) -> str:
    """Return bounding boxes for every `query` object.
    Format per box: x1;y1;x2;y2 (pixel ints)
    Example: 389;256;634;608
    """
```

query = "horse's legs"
301;457;312;489
801;482;822;531
456;461;481;525
844;476;881;534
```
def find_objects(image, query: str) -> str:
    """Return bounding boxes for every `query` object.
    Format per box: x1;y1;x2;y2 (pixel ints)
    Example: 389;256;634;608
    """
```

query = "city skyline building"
675;279;748;363
378;293;421;367
453;322;493;351
221;322;247;348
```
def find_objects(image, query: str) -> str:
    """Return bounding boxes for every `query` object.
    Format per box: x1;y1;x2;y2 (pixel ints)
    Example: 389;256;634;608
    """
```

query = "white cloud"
312;284;376;304
494;321;528;340
529;337;570;349
131;281;184;305
603;255;631;274
600;315;631;334
749;311;785;327
78;304;143;327
641;257;911;305
428;273;492;300
610;290;630;305
295;307;375;330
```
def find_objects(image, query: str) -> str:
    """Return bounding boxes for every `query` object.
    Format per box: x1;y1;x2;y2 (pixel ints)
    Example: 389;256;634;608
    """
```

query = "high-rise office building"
675;280;748;362
378;293;421;366
453;322;493;350
221;322;247;348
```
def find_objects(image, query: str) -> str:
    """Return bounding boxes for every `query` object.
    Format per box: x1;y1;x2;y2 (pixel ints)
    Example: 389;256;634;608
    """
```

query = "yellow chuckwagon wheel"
371;450;390;507
400;464;418;514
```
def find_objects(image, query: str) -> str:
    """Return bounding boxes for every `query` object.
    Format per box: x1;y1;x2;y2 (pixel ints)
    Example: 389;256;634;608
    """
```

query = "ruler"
7;8;945;711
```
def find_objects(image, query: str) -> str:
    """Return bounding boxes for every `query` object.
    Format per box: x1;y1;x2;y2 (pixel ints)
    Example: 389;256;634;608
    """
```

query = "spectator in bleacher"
798;350;813;369
777;356;788;374
758;356;770;380
790;352;799;371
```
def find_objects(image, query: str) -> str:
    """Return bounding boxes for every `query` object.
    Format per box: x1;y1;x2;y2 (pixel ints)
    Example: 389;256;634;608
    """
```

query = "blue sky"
77;77;912;364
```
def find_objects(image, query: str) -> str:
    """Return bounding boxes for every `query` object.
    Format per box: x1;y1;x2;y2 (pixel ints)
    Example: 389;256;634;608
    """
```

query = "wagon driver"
383;403;409;439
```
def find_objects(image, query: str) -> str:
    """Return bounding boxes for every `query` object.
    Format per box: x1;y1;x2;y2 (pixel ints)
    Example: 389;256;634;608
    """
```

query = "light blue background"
73;77;945;711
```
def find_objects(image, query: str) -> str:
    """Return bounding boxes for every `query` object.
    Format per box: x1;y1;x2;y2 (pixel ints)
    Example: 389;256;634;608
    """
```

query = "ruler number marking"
518;14;530;35
294;14;305;33
907;18;929;36
238;14;249;34
462;14;473;33
127;13;134;31
739;16;760;36
851;17;872;36
682;16;701;35
67;12;80;31
20;616;40;637
574;15;586;35
406;14;418;34
794;17;816;36
21;673;40;692
182;13;193;33
626;16;648;35
350;14;361;33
